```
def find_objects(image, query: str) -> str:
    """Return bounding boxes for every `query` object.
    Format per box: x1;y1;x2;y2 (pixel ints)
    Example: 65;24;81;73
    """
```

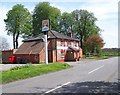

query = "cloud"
0;6;9;36
79;1;118;48
79;1;118;20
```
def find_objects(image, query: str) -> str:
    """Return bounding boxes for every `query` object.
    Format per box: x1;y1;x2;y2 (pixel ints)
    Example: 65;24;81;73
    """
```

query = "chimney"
67;27;72;38
68;32;72;38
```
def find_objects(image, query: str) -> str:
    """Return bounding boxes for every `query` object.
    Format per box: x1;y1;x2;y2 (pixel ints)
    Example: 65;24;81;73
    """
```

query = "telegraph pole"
42;19;49;64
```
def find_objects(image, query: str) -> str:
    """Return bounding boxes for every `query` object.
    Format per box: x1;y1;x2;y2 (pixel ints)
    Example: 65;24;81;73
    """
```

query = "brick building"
3;30;82;63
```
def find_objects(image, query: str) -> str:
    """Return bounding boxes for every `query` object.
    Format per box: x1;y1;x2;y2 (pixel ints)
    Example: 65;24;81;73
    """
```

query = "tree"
72;10;101;50
83;35;105;56
4;4;32;49
32;2;61;36
60;12;74;35
0;36;10;50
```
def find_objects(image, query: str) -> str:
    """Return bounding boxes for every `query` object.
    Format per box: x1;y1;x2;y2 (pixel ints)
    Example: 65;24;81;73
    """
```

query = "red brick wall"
2;50;13;63
39;49;45;63
14;54;39;63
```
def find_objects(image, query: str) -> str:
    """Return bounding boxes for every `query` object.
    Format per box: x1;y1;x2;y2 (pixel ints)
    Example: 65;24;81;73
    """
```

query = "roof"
68;46;80;52
23;30;79;42
14;40;44;54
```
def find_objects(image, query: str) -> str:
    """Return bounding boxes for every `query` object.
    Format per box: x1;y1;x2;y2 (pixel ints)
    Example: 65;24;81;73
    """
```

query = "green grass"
0;63;71;84
83;52;120;60
102;52;120;57
85;56;109;60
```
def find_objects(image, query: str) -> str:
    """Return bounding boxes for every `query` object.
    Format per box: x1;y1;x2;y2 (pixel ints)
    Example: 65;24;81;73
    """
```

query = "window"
67;40;71;46
64;41;66;46
34;55;38;62
74;41;77;47
61;49;65;58
61;40;64;46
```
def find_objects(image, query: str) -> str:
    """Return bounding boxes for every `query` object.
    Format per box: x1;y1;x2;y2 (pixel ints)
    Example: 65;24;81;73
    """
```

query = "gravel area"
0;64;40;72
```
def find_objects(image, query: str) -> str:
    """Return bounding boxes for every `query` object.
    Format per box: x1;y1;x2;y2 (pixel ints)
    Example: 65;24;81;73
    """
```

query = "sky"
0;0;119;49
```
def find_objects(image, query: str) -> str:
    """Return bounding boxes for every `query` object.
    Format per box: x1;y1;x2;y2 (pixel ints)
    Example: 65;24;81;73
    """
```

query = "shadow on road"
52;81;119;94
2;81;120;95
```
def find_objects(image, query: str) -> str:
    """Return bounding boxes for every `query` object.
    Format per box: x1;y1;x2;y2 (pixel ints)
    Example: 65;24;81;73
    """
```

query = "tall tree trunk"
15;31;19;49
13;33;16;49
80;17;87;54
78;23;83;49
80;36;83;49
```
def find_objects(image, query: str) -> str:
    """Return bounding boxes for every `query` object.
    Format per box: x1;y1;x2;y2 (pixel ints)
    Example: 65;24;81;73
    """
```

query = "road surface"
2;57;119;94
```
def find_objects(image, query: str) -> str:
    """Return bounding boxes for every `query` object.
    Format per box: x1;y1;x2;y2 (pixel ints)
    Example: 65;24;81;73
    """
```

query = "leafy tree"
72;10;100;50
4;4;32;49
32;2;61;36
0;36;10;50
60;12;74;35
83;35;105;56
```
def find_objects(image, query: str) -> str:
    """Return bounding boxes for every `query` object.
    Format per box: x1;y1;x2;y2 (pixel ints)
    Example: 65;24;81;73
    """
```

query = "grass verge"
0;63;71;84
84;55;110;60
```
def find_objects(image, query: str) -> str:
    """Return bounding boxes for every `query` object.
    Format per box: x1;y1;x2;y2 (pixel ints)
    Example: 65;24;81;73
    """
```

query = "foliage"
102;48;120;56
72;10;101;49
84;55;109;60
1;63;70;84
32;2;61;36
0;36;10;50
4;4;32;49
4;2;103;56
60;12;74;35
83;35;104;55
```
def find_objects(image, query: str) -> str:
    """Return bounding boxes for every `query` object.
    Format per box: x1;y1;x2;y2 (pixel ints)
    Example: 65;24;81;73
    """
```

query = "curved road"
2;57;119;94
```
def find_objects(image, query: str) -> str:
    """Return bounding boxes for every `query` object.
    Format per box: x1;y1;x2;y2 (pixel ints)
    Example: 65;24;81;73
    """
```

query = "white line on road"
45;82;71;93
88;65;104;74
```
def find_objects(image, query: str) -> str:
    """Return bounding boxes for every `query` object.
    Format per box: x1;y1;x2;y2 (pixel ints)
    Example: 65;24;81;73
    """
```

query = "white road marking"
45;82;71;93
88;65;104;74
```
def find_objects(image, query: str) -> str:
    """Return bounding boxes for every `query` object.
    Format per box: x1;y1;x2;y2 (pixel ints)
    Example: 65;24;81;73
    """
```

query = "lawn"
0;63;71;84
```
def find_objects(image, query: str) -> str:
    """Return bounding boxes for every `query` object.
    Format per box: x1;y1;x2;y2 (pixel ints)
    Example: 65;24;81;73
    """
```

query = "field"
84;48;120;59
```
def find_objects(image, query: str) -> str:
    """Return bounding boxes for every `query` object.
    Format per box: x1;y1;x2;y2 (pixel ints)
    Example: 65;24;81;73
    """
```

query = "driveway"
66;58;97;66
2;57;119;94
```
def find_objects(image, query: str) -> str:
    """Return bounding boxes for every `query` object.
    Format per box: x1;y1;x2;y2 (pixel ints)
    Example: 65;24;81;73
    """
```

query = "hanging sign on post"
42;19;50;32
42;19;49;64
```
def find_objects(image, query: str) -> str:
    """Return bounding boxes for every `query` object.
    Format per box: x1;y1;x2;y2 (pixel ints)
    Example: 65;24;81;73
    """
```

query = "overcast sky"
0;0;119;49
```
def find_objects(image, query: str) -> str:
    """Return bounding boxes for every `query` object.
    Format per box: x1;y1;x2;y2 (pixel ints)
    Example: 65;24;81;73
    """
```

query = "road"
2;57;119;94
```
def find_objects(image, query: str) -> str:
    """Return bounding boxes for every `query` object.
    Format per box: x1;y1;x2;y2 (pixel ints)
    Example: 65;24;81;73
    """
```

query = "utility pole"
42;19;49;64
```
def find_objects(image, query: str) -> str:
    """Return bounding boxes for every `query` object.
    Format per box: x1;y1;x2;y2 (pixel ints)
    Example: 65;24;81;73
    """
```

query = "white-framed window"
61;49;65;58
61;40;65;46
67;40;71;46
74;41;77;47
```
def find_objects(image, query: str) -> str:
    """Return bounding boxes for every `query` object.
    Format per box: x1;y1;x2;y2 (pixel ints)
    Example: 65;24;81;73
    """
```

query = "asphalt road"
2;57;119;94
